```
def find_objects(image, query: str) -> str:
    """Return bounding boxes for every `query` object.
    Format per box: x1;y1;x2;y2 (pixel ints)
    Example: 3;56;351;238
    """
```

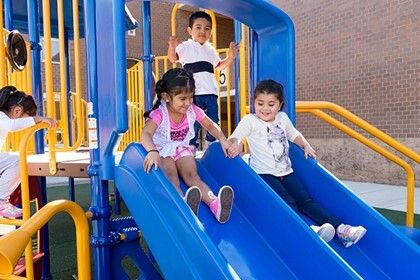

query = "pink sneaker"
0;201;22;218
210;186;234;224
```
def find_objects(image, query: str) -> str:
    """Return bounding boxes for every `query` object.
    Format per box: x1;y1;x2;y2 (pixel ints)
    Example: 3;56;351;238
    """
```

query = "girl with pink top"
0;86;58;218
141;68;234;223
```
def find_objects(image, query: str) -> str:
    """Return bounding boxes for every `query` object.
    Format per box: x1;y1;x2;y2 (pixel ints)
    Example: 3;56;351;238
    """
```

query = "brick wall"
270;0;419;185
271;0;419;139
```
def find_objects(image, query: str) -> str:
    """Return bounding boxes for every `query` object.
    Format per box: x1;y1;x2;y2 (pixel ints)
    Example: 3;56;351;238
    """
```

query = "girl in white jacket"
0;86;57;218
141;68;234;223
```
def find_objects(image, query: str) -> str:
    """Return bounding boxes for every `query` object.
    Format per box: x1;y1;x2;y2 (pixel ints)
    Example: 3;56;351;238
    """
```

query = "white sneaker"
336;224;367;248
183;186;201;216
311;223;335;243
0;201;23;218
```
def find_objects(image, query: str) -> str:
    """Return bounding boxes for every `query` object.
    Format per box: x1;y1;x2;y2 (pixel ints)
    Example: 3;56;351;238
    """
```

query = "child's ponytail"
143;79;166;119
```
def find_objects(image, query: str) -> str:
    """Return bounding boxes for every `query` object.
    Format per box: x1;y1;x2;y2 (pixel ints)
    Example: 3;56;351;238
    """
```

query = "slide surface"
115;142;420;279
115;143;358;279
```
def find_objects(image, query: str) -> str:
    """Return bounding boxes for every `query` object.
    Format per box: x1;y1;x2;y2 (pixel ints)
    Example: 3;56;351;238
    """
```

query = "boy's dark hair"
0;86;38;116
144;68;196;118
253;80;285;111
189;11;212;28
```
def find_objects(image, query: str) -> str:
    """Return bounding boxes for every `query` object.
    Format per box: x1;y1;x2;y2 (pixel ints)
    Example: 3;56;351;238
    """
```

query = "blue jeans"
260;173;341;228
190;94;219;147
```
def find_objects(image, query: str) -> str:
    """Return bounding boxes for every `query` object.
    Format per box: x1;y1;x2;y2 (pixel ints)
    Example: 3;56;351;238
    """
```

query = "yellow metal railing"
71;93;89;147
0;123;53;278
296;101;419;227
41;0;85;175
118;62;145;151
0;200;91;280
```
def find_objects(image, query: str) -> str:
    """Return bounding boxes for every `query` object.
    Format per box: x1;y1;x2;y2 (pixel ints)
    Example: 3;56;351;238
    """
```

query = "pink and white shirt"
149;101;205;157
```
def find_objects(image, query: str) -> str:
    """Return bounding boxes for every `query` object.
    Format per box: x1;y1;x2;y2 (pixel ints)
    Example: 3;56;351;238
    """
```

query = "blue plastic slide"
202;142;420;278
115;143;361;279
286;144;420;278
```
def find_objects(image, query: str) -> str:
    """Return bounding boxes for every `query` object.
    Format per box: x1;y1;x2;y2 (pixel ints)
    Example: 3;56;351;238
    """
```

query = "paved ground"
342;180;420;214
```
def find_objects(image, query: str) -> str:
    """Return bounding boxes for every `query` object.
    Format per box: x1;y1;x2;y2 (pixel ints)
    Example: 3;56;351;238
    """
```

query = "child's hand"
168;36;180;49
228;41;240;59
144;151;160;173
227;139;242;158
220;139;232;157
303;144;317;160
43;117;58;129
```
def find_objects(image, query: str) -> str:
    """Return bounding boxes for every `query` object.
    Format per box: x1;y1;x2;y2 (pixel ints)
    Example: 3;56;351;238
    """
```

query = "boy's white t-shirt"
176;39;221;96
230;112;302;177
0;111;35;148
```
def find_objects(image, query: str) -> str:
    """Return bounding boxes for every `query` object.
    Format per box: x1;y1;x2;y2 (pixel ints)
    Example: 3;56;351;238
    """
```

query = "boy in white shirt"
168;10;239;150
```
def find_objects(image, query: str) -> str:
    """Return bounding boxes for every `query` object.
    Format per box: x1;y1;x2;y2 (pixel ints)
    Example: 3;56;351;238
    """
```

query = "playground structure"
0;0;419;279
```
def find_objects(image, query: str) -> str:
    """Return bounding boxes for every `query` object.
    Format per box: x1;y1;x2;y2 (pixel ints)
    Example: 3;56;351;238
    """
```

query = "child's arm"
33;116;58;129
198;115;231;156
293;135;317;160
140;120;160;173
167;36;180;63
227;115;252;158
215;42;239;71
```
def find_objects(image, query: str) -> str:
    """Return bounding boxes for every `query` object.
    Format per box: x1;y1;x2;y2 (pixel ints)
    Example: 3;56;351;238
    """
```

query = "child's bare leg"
176;156;215;206
160;156;182;196
177;156;234;223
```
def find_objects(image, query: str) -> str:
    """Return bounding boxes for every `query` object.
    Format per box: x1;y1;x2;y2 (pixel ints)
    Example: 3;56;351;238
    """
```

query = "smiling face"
165;91;194;115
188;17;212;45
254;93;283;122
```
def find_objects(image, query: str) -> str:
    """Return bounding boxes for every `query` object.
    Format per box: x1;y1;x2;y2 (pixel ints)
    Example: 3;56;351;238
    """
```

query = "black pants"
260;173;341;228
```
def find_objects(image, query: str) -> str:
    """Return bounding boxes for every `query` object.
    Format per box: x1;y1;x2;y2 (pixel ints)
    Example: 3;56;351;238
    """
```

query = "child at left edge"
141;68;234;224
0;86;58;218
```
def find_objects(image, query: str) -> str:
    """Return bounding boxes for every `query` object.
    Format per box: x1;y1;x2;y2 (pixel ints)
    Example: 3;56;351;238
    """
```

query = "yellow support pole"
57;0;70;148
226;66;232;136
239;24;247;119
205;10;217;47
70;0;84;150
170;4;180;69
41;0;58;175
